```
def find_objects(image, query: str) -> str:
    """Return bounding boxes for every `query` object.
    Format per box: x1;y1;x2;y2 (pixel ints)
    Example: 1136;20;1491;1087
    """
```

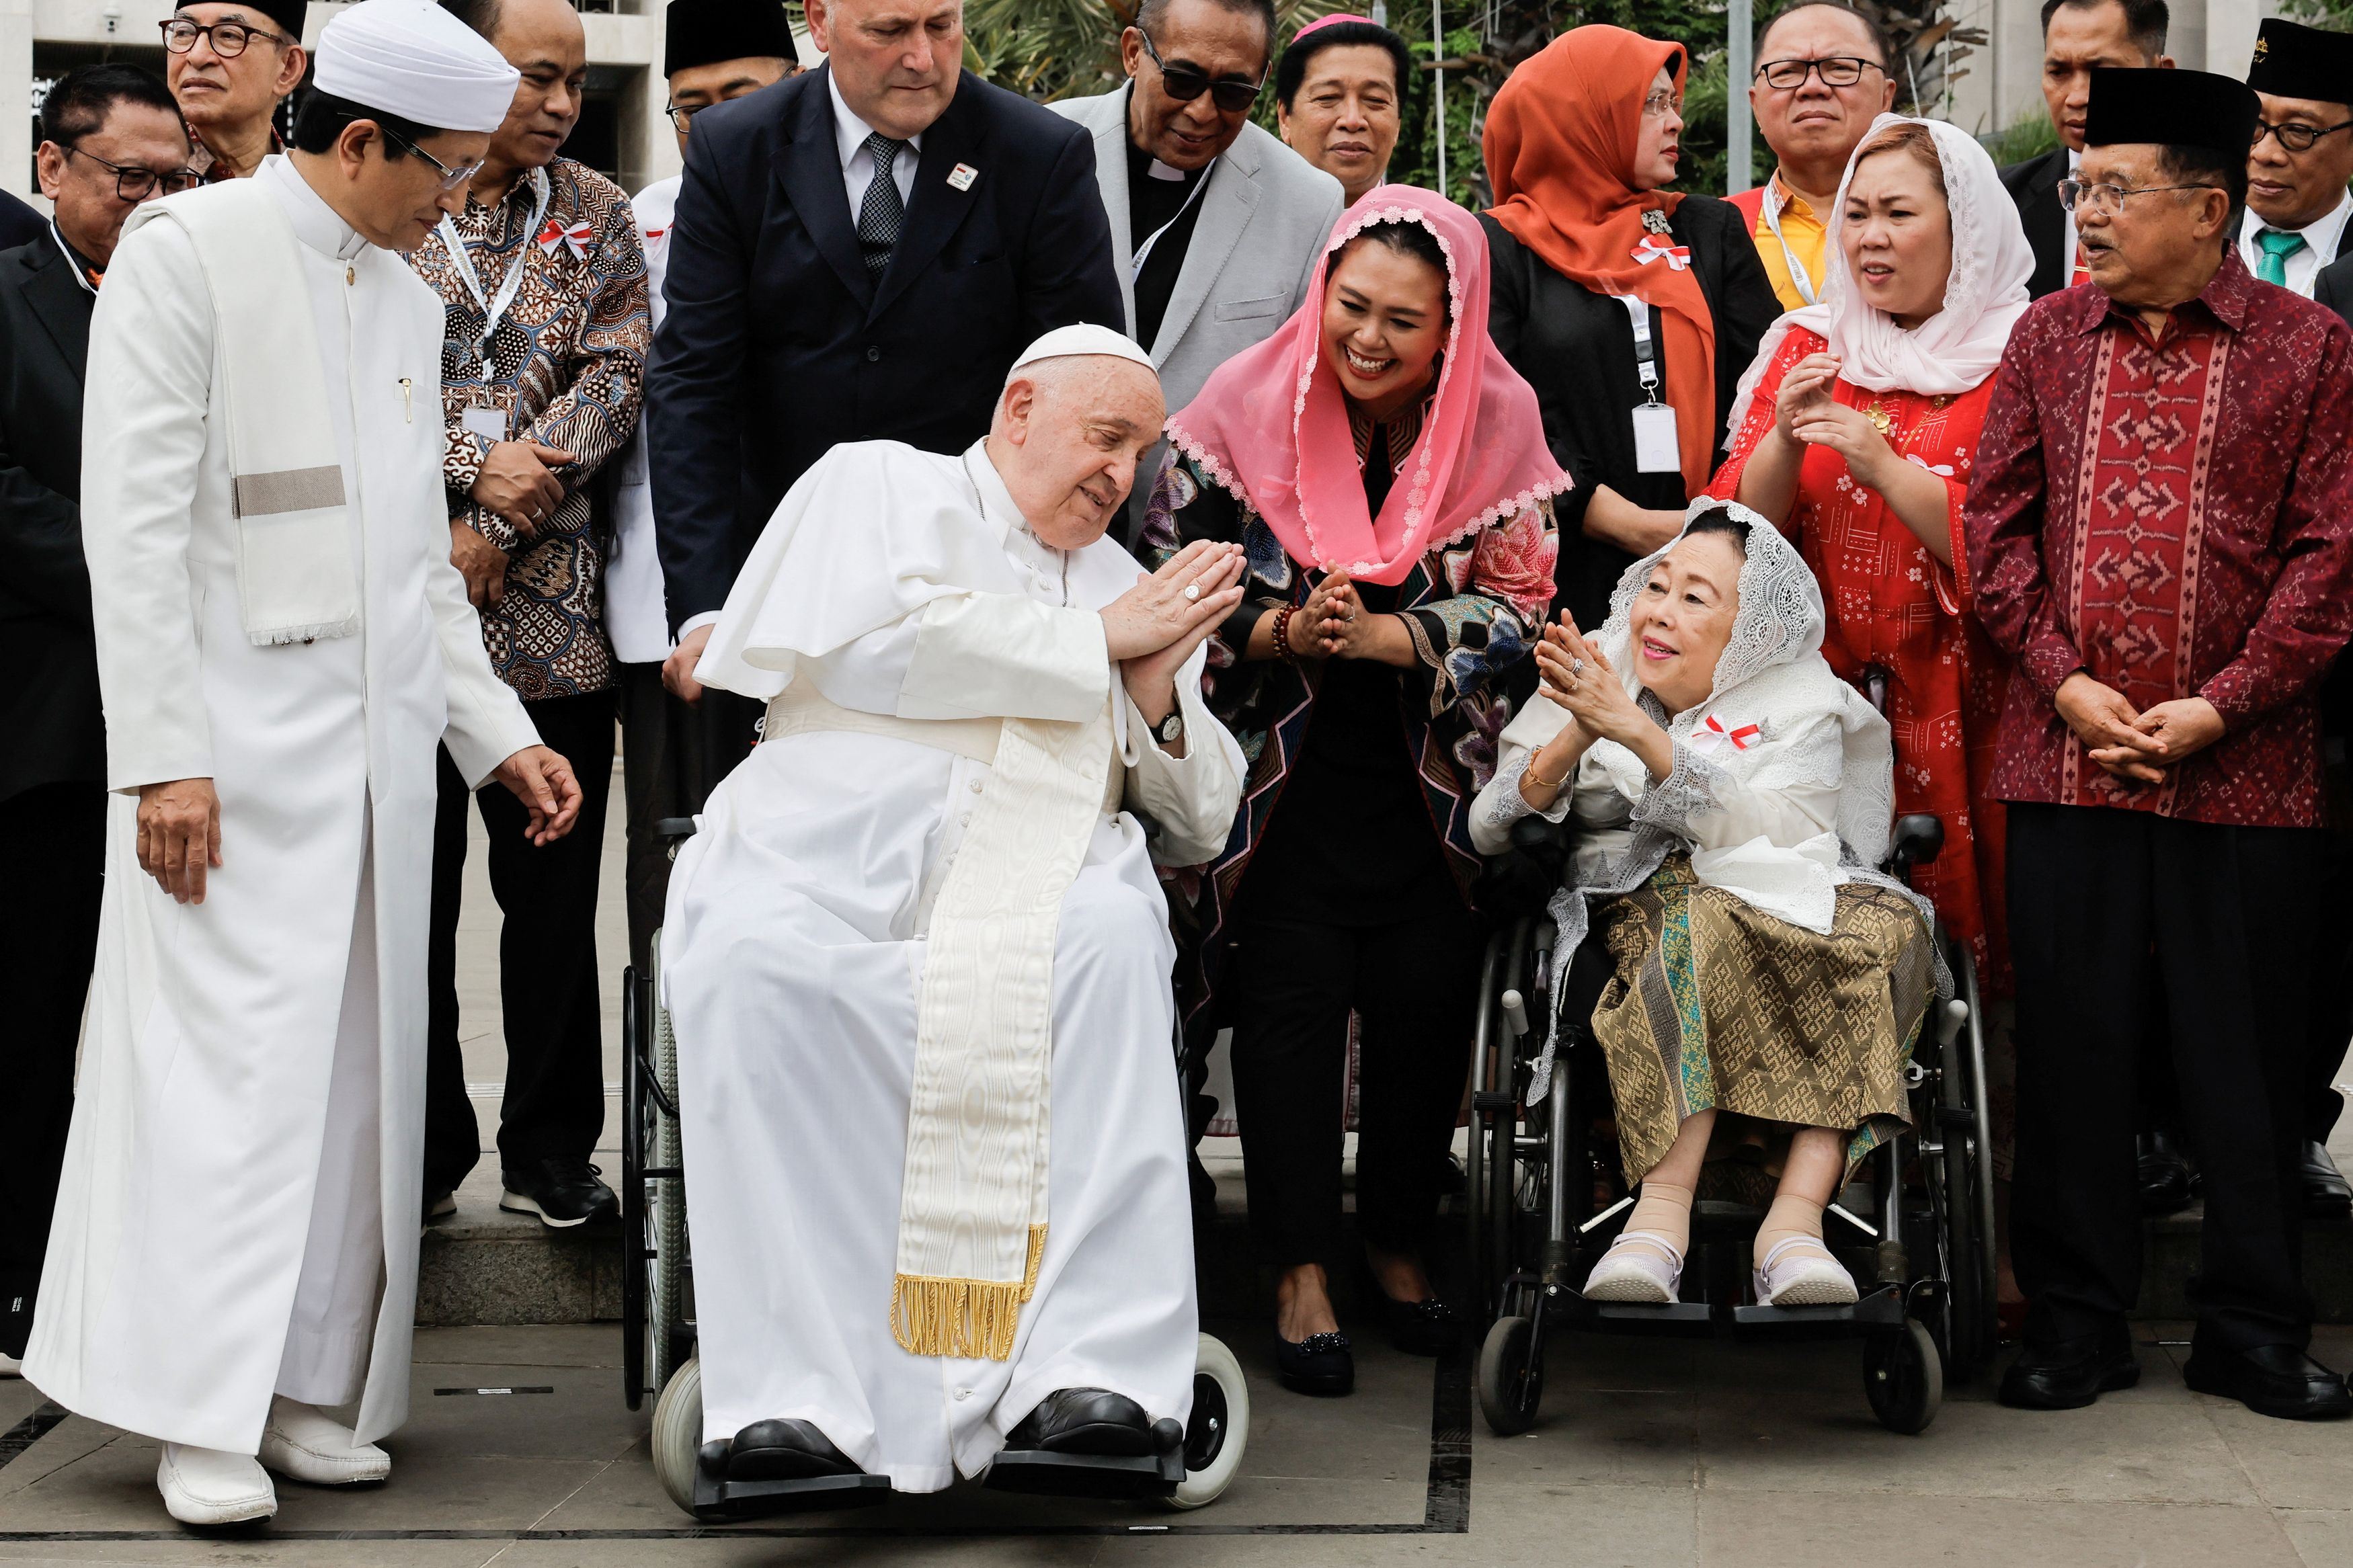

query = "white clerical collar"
964;440;1076;601
261;153;369;263
828;71;922;171
2241;188;2353;256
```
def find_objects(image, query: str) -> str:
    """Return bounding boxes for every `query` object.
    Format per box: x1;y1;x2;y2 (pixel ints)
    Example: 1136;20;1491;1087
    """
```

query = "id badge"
1632;402;1681;474
461;405;508;444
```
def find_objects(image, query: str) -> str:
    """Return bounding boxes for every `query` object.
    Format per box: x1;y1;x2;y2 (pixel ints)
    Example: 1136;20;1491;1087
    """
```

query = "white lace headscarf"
1724;113;2035;434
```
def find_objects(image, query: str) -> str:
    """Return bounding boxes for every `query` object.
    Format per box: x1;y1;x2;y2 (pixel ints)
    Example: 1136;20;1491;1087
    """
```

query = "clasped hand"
1775;352;1895;489
2055;672;2225;785
1287;569;1382;661
1102;540;1247;732
1534;612;1648;749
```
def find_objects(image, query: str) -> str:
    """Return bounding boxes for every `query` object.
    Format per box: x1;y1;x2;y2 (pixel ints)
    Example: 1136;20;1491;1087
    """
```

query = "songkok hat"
312;0;520;134
665;0;797;77
1006;324;1156;381
2248;17;2353;110
2085;67;2259;157
182;0;309;41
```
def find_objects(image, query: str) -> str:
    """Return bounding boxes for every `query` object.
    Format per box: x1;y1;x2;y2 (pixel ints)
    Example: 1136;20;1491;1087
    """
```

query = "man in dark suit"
0;190;42;252
0;64;193;1375
1999;0;2171;299
649;0;1124;724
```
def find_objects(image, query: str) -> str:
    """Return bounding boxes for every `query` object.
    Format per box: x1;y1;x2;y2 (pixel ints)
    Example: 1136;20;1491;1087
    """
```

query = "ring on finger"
1183;583;1200;602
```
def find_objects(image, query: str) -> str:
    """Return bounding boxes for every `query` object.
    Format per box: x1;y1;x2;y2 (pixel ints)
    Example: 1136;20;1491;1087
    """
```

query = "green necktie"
2256;227;2307;286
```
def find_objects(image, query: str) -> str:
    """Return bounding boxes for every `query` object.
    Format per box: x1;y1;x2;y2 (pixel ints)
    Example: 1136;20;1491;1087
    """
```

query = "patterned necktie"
857;132;909;278
2256;227;2307;286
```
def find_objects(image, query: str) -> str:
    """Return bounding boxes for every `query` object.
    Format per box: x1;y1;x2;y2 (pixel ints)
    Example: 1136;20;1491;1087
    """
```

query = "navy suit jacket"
2000;147;2071;301
646;66;1124;631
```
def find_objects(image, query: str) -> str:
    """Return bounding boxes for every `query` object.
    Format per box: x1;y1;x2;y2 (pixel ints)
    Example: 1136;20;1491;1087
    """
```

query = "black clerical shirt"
1126;136;1207;352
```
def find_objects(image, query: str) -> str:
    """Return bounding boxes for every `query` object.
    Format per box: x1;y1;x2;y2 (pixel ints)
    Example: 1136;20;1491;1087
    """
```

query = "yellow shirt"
1751;173;1827;313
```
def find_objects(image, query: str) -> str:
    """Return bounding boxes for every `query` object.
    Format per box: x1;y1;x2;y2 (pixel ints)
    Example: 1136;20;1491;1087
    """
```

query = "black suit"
648;65;1124;637
0;191;44;253
2317;250;2353;318
2001;147;2073;300
0;234;105;1359
2307;257;2353;1149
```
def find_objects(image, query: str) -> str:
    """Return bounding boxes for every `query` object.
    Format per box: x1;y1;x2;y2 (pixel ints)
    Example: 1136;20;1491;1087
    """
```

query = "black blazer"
0;190;44;253
647;65;1125;631
0;236;103;803
1481;197;1783;631
2316;250;2353;322
2001;147;2071;301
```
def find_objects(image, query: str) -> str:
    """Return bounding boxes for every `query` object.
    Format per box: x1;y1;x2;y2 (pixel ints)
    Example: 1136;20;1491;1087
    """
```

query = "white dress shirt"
2239;190;2353;297
2063;146;2081;282
830;71;920;216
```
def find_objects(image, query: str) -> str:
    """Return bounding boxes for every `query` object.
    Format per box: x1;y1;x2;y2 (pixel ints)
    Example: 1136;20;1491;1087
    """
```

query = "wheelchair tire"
1476;1314;1544;1437
1864;1320;1942;1436
651;1355;704;1517
621;969;649;1410
648;933;689;1396
1164;1332;1250;1510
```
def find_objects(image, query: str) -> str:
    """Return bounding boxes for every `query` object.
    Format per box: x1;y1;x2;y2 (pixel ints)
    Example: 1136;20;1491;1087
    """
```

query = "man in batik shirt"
1966;67;2353;1423
408;0;649;1229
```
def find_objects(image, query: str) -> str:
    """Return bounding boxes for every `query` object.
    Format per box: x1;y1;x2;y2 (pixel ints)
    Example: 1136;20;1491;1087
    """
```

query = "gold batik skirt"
1588;856;1936;1189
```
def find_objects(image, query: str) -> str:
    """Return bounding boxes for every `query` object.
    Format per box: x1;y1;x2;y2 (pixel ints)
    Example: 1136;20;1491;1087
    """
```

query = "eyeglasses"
1755;56;1884;89
381;126;484;192
159;17;292;58
1641;88;1683;118
664;101;711;134
2252;116;2353;153
1135;29;1265;114
2057;177;2223;215
63;144;201;200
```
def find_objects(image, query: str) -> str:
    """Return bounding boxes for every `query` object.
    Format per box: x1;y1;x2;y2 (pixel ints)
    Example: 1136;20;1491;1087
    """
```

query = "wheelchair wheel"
1864;1320;1942;1435
651;1355;703;1517
1476;1313;1545;1437
623;936;691;1410
621;968;648;1410
1933;946;1997;1383
1164;1332;1250;1510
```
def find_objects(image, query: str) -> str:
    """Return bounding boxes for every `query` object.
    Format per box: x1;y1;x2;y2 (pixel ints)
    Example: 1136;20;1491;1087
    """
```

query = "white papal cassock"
665;437;1243;1492
25;159;539;1452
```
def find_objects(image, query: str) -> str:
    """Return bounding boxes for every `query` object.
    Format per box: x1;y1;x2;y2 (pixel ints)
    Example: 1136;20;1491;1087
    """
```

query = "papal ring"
1183;583;1200;601
1570;657;1587;675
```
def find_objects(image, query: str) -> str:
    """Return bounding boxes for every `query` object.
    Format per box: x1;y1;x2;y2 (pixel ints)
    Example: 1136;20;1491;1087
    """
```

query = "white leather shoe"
157;1444;276;1526
1753;1236;1860;1307
0;1350;22;1378
259;1397;391;1485
1582;1229;1685;1304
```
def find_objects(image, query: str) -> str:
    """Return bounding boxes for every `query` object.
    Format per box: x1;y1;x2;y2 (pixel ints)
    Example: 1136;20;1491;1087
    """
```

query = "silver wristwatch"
1156;708;1185;745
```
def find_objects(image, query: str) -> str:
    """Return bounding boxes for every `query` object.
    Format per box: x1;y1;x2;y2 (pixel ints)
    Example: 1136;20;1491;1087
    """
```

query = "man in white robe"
24;0;583;1529
663;325;1247;1511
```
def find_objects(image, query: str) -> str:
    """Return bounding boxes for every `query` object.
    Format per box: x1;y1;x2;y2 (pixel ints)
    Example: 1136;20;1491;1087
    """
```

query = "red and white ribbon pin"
1630;234;1691;271
536;218;594;261
1702;714;1760;750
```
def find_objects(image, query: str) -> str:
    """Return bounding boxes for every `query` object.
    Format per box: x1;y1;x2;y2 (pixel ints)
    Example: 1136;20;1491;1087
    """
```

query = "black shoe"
705;1419;865;1481
2137;1130;2196;1216
499;1157;619;1229
2300;1141;2352;1220
1386;1296;1462;1356
1004;1388;1172;1457
423;1190;457;1223
1275;1331;1354;1396
1998;1327;2140;1410
2184;1344;2353;1421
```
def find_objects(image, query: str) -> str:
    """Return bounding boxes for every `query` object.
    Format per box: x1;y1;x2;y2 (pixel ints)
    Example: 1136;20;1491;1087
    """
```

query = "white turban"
313;0;520;135
1006;323;1155;381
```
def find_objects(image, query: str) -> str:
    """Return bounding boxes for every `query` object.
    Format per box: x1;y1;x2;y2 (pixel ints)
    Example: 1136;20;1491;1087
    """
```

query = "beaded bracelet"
1272;604;1298;661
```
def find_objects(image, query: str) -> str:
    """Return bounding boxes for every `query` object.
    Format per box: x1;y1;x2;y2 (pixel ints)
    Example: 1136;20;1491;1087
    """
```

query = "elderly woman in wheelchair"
1470;501;1938;1310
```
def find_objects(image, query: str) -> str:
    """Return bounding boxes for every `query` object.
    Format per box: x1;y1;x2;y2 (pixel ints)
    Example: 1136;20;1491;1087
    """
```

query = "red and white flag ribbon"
1630;234;1691;272
537;218;594;261
1700;713;1760;751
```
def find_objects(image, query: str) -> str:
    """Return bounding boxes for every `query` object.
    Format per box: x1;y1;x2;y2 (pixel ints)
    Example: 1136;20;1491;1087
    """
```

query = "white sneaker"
1753;1236;1860;1307
259;1397;391;1485
157;1444;276;1526
1582;1229;1685;1304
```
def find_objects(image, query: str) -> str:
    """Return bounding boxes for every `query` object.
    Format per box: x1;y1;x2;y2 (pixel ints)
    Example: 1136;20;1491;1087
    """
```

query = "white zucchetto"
312;0;521;135
1006;324;1156;380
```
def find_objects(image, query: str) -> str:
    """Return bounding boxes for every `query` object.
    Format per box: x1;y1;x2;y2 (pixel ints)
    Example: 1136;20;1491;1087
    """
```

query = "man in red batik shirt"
1967;67;2353;1423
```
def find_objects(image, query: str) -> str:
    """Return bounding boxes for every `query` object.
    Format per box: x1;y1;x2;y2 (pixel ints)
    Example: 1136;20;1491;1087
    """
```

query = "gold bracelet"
1525;760;1568;791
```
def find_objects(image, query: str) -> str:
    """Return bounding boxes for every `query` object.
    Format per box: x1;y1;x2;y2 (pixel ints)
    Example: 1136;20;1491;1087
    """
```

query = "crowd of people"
3;0;2352;1530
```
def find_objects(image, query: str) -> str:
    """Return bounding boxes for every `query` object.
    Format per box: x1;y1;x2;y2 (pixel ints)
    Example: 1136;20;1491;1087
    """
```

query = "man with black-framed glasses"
1050;0;1345;537
163;0;307;183
2239;18;2353;299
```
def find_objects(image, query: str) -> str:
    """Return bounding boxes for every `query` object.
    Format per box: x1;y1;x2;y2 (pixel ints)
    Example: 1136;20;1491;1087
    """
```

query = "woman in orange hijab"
1482;24;1782;631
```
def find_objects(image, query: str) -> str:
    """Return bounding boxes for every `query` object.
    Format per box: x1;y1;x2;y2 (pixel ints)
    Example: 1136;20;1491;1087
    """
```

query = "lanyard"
1615;294;1663;405
1759;179;1820;308
436;165;551;380
1131;157;1215;282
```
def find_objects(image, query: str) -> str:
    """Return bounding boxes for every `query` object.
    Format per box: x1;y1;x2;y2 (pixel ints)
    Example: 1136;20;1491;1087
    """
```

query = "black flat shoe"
2137;1130;2196;1216
2184;1344;2353;1421
707;1419;864;1481
1004;1388;1169;1457
1998;1326;2140;1410
2300;1141;2352;1220
1275;1331;1354;1396
1386;1296;1462;1356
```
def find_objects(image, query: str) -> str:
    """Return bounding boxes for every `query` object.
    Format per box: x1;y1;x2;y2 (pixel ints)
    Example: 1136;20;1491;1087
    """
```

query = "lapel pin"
947;163;979;192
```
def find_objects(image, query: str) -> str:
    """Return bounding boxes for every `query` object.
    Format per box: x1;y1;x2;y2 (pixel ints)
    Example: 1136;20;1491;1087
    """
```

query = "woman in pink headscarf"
1142;186;1563;1398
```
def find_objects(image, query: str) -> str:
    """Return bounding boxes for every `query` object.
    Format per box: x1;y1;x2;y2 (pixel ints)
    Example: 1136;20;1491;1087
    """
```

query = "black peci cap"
2248;17;2353;110
2085;66;2259;155
180;0;307;41
664;0;797;78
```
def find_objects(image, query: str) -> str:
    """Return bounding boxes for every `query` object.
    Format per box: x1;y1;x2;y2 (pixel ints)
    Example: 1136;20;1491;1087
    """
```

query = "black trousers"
2008;802;2318;1352
0;782;105;1358
424;690;616;1196
2305;815;2352;1142
614;663;761;968
1224;902;1482;1268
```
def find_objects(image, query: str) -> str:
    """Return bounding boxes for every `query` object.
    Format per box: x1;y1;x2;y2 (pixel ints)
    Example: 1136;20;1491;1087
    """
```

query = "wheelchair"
1464;673;1999;1439
619;817;1252;1519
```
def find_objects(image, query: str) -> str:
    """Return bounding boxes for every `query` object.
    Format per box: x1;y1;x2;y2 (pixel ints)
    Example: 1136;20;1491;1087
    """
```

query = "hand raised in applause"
1537;613;1646;749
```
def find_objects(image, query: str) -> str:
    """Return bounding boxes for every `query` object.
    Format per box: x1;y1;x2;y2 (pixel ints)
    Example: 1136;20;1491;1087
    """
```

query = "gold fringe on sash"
889;1225;1049;1360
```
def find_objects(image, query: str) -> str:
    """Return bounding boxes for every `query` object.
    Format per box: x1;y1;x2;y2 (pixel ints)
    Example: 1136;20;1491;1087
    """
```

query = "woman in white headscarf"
1470;501;1937;1309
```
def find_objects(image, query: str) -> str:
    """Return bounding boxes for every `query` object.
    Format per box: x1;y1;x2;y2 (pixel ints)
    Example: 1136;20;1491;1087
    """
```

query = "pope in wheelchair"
655;328;1250;1514
1470;501;1942;1311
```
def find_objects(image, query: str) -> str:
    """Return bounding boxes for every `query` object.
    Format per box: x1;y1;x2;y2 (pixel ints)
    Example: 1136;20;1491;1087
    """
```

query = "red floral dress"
1710;327;2011;991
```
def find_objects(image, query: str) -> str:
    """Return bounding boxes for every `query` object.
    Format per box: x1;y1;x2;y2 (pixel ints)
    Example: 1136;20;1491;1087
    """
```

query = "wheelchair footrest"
1728;1284;1907;1333
982;1447;1181;1499
691;1470;893;1520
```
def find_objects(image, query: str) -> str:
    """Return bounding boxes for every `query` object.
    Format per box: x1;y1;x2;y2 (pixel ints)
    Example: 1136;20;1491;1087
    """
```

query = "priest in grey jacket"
1051;0;1344;537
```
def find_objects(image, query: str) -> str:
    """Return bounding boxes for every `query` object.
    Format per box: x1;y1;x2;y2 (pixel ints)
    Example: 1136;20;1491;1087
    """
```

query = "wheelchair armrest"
1888;813;1944;874
1509;813;1571;854
655;816;699;843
